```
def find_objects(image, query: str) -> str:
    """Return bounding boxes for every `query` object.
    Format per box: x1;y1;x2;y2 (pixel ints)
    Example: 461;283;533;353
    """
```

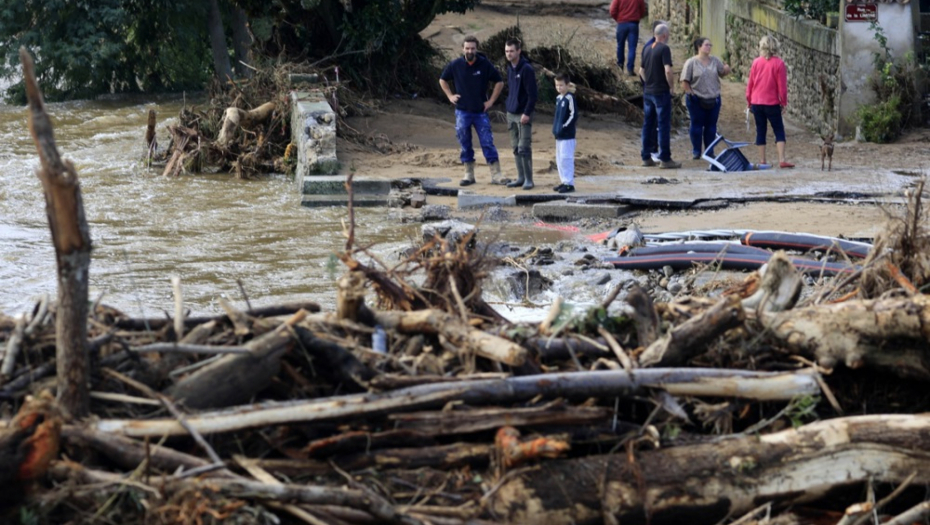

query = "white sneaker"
650;153;661;163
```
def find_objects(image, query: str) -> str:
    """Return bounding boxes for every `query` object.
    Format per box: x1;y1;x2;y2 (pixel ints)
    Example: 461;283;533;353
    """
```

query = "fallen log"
375;309;527;366
96;368;819;437
484;414;930;525
165;310;307;408
639;294;745;367
215;101;276;148
762;293;930;379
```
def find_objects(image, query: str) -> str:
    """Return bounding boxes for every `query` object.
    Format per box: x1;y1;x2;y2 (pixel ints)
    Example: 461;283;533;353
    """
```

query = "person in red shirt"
745;35;794;168
609;0;646;77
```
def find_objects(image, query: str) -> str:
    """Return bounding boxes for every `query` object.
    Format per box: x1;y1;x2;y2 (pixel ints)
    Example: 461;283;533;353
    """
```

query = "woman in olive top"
680;36;730;159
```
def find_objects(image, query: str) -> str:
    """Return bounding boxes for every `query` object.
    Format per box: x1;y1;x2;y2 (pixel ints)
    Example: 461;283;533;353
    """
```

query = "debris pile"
5;183;930;523
7;43;930;525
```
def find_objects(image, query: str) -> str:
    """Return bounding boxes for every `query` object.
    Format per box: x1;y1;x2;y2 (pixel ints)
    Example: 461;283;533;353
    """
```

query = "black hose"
741;231;871;258
604;252;858;276
624;242;771;257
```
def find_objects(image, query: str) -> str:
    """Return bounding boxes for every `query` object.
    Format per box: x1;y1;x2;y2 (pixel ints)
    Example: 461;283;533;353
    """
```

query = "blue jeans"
642;92;672;162
686;94;721;157
616;22;639;73
751;104;786;145
455;109;499;164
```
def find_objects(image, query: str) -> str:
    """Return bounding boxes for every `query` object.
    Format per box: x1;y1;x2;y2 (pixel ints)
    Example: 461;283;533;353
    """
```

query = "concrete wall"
703;0;919;138
838;2;920;136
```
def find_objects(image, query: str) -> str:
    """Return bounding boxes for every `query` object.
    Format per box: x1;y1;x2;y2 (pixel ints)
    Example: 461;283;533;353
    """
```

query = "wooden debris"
485;415;930;525
22;48;92;418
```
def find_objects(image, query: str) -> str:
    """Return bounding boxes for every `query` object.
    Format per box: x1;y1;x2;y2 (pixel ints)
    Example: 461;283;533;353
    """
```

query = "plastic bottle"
372;325;387;354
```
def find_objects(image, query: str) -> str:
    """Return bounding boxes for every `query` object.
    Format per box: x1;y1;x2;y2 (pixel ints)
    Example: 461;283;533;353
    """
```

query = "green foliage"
857;95;902;143
783;0;838;24
0;0;213;102
235;0;480;97
19;506;39;525
856;21;924;143
785;395;819;428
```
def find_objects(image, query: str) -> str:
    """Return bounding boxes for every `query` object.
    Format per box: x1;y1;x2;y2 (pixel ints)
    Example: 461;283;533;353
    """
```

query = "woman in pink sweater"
745;36;793;168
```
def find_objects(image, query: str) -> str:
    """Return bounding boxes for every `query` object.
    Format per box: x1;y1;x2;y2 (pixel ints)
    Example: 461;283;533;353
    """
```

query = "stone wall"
722;1;839;135
647;0;701;45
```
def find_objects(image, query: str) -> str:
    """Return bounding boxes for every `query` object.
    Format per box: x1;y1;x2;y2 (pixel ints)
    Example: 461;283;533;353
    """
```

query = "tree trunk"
230;4;252;79
763;293;930;379
21;48;92;419
485;415;930;525
206;0;233;83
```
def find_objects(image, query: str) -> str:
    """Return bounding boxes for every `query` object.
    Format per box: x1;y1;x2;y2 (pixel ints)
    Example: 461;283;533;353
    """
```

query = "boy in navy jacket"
552;73;577;193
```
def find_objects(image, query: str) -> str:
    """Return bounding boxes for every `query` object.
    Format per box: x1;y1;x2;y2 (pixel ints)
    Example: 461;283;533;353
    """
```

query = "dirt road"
339;1;929;239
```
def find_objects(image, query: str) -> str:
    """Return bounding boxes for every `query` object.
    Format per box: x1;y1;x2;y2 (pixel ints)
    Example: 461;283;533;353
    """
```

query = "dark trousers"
751;104;786;145
686;95;722;157
641;92;672;162
615;21;639;74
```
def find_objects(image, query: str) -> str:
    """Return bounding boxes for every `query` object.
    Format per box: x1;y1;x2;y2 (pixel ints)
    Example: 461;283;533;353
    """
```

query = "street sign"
845;4;877;22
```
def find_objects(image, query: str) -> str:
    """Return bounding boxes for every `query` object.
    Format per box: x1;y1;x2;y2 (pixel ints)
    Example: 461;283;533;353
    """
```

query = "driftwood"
375;309;527;366
485;414;930;525
112;300;321;331
51;461;424;525
762;293;930;379
388;401;612;436
61;425;223;476
165;310;307;408
144;109;157;166
161;125;200;177
22;48;92;419
639;294;745;367
96;368;820;437
215;101;276;147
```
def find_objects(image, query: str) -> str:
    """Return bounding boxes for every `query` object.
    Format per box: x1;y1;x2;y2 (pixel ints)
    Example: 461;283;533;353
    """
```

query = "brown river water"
0;95;587;319
0;95;430;317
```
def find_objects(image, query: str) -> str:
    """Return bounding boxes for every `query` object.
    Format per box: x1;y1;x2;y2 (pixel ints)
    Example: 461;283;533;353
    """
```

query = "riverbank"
337;0;926;240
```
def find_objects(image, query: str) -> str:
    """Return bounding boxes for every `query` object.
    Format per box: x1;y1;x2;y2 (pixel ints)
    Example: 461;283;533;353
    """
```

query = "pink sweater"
745;56;788;107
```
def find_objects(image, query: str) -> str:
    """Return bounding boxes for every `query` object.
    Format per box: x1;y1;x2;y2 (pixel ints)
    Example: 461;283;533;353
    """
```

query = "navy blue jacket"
505;56;538;116
440;54;503;113
552;89;577;140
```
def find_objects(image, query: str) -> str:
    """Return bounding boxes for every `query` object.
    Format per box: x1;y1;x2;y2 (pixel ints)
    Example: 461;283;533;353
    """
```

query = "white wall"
838;2;919;136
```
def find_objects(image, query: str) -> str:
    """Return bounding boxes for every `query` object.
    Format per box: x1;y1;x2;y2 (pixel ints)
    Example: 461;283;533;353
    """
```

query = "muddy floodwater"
0;95;587;318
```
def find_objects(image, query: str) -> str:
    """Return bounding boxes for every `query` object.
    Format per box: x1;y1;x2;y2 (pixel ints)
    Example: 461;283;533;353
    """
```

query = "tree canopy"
0;0;213;102
0;0;479;103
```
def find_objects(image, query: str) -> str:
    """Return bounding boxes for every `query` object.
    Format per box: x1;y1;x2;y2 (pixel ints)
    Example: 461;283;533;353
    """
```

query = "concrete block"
457;191;517;209
691;199;730;210
300;195;391;208
300;175;391;196
291;91;339;193
533;201;633;220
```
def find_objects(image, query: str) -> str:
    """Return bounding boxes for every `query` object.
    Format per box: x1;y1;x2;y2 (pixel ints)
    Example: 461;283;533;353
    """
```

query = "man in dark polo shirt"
439;36;506;186
639;24;681;169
